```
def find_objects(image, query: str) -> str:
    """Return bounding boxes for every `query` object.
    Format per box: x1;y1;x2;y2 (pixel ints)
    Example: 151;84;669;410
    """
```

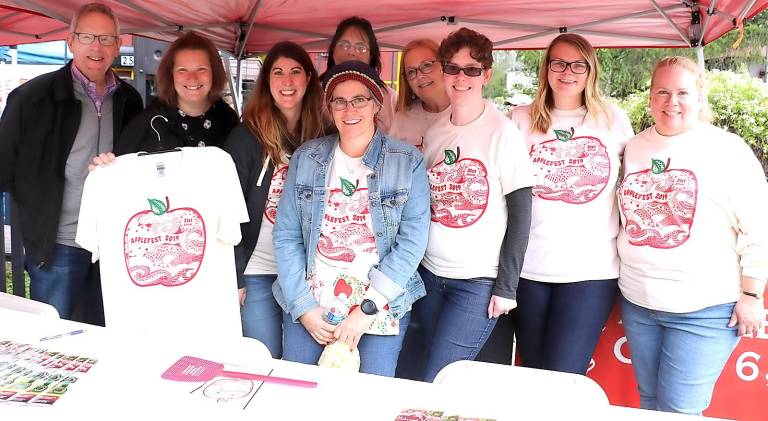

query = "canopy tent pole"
699;0;718;46
10;0;68;23
738;0;760;20
116;0;176;26
236;0;263;59
221;51;242;116
493;4;688;48
650;0;692;45
696;45;705;70
122;22;236;35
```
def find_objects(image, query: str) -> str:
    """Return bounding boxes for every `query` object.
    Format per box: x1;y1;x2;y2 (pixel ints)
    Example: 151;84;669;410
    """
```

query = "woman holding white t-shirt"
618;56;768;414
272;60;430;376
389;39;450;149
222;42;326;358
508;34;634;375
397;28;535;383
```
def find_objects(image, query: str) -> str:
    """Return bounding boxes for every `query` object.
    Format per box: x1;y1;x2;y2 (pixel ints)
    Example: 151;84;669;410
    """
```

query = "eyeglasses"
442;63;485;77
73;32;119;46
329;96;374;111
404;60;438;80
336;40;369;54
548;59;589;74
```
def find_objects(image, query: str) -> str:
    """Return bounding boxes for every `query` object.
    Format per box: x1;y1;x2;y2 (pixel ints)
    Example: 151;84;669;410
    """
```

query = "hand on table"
299;307;336;345
88;152;116;172
488;295;517;319
334;307;375;349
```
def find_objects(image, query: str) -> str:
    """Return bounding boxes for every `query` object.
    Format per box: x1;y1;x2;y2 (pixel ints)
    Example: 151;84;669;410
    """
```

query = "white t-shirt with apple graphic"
421;105;535;280
509;103;633;283
618;122;768;312
309;144;398;335
245;153;289;275
76;147;249;338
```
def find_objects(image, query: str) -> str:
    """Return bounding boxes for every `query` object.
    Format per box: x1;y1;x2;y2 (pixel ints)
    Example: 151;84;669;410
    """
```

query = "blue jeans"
397;266;497;382
241;274;282;358
620;296;739;414
25;243;103;325
282;310;410;377
515;277;617;374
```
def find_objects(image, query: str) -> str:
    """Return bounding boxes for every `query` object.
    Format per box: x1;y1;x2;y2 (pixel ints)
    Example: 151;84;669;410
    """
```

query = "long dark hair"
242;41;325;166
326;16;382;73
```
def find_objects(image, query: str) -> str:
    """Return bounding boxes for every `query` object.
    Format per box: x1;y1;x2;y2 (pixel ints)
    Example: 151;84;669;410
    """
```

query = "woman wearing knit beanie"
272;60;430;376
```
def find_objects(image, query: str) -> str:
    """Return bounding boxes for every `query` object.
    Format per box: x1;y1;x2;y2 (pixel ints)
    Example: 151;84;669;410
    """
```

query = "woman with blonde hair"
618;56;767;414
389;38;450;148
223;41;326;358
508;33;634;374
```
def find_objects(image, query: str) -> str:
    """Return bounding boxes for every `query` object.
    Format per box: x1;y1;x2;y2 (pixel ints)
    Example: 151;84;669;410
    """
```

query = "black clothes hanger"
138;115;182;156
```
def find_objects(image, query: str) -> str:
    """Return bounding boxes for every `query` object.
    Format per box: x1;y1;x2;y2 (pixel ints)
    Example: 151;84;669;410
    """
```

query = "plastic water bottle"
322;301;345;326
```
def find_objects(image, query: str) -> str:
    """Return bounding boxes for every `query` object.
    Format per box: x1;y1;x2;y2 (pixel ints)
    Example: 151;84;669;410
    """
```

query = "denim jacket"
272;130;430;322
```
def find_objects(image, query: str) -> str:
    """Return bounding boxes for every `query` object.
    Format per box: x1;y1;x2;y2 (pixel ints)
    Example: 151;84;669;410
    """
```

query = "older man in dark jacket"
0;3;143;324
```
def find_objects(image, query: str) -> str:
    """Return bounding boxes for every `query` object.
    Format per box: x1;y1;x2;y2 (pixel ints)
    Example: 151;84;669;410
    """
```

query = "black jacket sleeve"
222;124;271;289
494;187;533;299
0;88;23;192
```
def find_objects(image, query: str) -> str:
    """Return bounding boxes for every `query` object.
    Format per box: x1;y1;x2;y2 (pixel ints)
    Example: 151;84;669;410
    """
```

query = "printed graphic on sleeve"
529;127;610;204
620;158;698;249
317;186;376;264
263;164;288;224
428;147;489;228
123;196;206;287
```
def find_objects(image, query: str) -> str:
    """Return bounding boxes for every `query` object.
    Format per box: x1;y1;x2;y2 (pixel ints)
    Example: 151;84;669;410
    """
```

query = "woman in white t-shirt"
389;39;450;148
617;56;767;414
397;28;535;383
272;61;430;376
222;42;326;358
323;16;397;133
509;34;634;375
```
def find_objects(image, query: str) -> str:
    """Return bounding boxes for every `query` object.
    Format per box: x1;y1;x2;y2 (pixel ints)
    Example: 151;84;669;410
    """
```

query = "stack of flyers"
395;408;496;421
0;339;97;406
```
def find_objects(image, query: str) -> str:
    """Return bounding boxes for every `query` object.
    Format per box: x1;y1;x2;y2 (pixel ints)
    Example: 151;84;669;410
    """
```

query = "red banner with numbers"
587;299;768;420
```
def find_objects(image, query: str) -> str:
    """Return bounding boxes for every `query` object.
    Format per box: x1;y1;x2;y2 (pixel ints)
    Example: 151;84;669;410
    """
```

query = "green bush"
617;70;768;173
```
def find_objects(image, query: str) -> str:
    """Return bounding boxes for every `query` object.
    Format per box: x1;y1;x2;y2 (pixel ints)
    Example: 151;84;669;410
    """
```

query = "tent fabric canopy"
1;0;767;54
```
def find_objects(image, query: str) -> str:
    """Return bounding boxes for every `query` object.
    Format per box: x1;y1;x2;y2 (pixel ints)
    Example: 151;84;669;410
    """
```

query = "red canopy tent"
1;0;767;54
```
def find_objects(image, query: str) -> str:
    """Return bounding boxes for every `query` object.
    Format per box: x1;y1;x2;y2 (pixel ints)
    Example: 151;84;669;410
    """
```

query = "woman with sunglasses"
325;16;397;134
398;28;535;383
272;60;430;376
222;41;326;358
508;34;633;374
390;39;450;149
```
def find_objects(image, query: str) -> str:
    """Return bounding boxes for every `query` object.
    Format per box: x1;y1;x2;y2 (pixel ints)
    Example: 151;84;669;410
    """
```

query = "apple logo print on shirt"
317;185;376;263
529;127;610;204
429;147;490;228
620;158;698;248
124;196;206;286
264;165;288;224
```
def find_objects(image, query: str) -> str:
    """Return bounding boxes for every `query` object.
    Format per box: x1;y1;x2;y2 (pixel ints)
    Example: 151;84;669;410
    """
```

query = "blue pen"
39;329;87;342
